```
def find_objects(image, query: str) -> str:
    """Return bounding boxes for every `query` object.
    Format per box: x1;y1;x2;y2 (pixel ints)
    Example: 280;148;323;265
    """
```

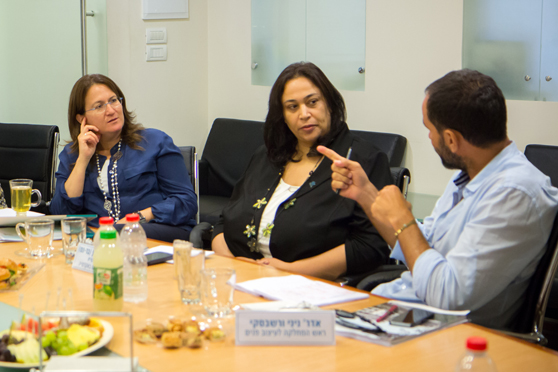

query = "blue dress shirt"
50;128;197;230
373;142;558;329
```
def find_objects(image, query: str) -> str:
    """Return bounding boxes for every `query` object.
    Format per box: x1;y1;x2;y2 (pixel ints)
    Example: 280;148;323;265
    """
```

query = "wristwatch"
135;211;147;224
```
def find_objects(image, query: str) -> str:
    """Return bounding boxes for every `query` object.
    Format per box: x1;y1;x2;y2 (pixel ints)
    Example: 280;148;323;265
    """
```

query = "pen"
376;305;398;322
336;147;353;194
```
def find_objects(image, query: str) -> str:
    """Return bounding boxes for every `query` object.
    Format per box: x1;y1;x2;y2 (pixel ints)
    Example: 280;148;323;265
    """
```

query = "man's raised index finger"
317;145;343;161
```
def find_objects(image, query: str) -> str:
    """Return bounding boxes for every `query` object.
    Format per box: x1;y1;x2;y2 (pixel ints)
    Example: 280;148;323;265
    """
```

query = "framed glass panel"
306;0;365;91
251;0;306;86
540;0;558;101
463;0;543;100
251;0;366;91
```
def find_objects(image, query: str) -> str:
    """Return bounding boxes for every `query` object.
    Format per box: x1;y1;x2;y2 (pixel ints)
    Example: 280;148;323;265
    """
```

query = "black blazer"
213;125;393;275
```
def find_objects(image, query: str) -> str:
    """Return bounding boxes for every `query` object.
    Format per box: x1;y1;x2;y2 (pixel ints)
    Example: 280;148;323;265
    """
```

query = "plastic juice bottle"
93;230;124;311
93;217;119;249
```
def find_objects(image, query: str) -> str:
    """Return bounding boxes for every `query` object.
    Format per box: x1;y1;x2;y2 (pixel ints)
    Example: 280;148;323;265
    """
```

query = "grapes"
41;331;57;348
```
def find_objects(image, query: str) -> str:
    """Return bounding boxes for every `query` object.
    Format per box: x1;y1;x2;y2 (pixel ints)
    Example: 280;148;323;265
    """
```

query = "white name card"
72;242;95;273
235;310;336;346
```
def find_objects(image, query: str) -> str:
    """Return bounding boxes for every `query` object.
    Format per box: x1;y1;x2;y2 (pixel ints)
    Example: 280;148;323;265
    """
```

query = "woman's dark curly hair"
264;62;346;167
67;74;144;154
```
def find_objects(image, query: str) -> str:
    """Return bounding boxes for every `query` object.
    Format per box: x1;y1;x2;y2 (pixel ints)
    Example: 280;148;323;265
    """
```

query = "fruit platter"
0;258;44;292
0;315;113;368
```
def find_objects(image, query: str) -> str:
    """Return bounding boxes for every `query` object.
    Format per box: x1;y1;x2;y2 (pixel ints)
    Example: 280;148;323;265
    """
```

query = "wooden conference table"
1;238;558;372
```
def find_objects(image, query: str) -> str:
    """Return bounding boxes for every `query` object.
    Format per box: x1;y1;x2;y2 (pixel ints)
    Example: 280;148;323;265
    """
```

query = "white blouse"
256;178;300;258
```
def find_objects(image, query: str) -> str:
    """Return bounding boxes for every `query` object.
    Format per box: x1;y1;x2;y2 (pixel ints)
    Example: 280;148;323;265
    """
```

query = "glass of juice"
9;179;42;215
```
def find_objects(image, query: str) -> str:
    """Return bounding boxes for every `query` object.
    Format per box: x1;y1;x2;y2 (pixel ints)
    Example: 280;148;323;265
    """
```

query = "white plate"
0;319;114;369
0;210;96;227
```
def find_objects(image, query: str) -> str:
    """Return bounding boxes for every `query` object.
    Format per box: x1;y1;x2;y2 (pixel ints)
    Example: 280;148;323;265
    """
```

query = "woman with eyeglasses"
50;74;197;241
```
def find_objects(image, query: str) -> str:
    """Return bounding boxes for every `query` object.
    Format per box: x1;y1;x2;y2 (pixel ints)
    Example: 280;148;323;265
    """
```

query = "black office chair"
351;130;410;197
192;123;410;251
178;146;199;224
524;144;558;348
198;118;265;226
0;123;60;215
501;212;558;345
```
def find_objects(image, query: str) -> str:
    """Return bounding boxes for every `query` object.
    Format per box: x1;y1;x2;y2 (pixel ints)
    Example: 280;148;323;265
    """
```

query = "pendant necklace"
96;139;123;221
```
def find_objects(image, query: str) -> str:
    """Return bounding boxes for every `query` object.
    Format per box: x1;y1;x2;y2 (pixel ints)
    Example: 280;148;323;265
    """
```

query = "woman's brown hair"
67;74;144;153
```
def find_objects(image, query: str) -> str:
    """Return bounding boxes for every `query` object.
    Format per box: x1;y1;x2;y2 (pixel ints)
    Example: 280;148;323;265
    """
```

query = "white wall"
106;0;558;197
106;0;209;154
207;0;558;196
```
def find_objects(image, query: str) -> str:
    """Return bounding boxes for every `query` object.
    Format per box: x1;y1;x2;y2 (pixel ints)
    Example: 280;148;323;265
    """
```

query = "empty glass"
61;217;87;264
15;219;56;258
200;268;236;317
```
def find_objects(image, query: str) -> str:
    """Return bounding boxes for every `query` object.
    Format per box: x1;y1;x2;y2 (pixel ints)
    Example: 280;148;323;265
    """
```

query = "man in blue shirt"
319;69;558;329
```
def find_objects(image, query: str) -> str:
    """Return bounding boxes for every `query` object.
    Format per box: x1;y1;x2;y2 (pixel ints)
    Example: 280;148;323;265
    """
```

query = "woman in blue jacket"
51;74;197;241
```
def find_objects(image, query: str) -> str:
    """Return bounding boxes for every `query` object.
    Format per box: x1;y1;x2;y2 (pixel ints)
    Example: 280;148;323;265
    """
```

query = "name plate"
72;242;95;273
235;309;336;346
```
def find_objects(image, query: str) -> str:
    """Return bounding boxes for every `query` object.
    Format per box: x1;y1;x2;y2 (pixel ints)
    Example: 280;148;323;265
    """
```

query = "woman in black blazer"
212;62;392;280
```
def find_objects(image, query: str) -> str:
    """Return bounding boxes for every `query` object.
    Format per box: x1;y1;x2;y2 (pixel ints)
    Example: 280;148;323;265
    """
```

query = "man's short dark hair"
425;69;507;148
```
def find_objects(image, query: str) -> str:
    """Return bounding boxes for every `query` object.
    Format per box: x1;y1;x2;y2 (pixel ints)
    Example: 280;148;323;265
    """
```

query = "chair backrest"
350;130;407;167
178;146;199;224
511;212;558;340
199;118;265;197
0;123;59;212
525;144;558;187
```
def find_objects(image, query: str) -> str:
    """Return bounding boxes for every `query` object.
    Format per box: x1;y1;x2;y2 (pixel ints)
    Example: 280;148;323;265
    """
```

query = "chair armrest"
189;222;213;250
198;159;209;195
390;167;411;198
355;264;407;292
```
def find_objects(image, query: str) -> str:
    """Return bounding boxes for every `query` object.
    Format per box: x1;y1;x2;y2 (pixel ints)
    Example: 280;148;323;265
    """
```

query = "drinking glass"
200;268;236;317
61;217;86;264
175;241;205;304
15;219;56;258
10;179;41;215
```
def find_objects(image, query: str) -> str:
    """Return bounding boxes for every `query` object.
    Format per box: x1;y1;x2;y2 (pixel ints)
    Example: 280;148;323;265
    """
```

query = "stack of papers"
234;275;369;306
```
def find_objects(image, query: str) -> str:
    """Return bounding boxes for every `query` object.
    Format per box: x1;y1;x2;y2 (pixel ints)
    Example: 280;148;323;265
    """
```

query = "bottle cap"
126;213;140;222
100;230;117;240
466;336;487;351
99;217;115;225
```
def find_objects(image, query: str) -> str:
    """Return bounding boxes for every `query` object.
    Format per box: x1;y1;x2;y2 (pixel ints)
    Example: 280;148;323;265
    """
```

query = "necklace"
244;155;323;252
96;139;123;221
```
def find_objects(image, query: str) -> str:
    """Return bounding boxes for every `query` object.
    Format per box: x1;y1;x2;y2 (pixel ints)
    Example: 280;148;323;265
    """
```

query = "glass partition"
462;0;542;101
540;0;558;101
251;0;366;91
0;0;108;143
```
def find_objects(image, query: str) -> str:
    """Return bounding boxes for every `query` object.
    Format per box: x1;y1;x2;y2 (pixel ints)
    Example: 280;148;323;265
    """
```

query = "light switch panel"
146;45;167;61
146;28;167;44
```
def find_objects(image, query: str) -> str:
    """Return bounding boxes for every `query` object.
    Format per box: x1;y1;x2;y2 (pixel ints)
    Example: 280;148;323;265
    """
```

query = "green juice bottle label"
94;266;123;301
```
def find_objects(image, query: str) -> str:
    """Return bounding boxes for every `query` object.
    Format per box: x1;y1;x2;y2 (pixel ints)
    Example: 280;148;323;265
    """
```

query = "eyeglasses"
85;97;123;115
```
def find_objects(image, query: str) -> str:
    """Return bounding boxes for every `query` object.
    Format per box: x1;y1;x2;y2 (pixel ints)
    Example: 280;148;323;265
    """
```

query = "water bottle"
455;336;498;372
120;213;148;303
93;217;118;249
